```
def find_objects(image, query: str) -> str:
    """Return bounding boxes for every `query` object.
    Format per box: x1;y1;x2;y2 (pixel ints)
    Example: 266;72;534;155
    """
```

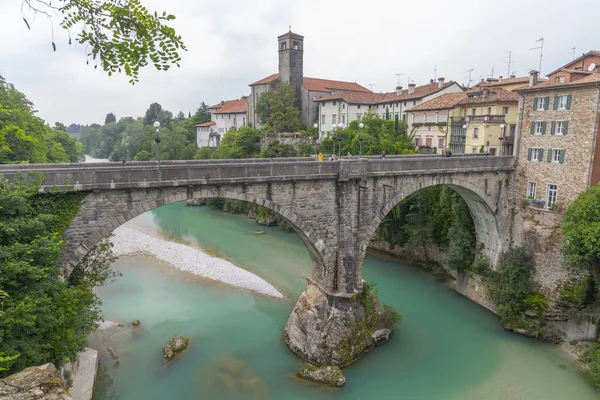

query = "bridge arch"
360;176;503;279
62;189;327;284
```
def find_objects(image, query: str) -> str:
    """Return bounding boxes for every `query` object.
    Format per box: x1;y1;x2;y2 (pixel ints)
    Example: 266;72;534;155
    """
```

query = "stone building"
247;31;371;129
405;92;467;153
448;88;519;156
196;99;247;148
315;78;463;139
514;68;600;210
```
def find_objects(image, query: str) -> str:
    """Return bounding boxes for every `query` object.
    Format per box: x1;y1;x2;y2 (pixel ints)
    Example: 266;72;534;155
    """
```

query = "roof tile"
195;121;216;127
516;73;600;92
407;92;468;111
212;99;247;114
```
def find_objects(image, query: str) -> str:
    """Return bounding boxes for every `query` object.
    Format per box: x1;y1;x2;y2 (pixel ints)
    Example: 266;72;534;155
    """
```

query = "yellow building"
448;88;519;156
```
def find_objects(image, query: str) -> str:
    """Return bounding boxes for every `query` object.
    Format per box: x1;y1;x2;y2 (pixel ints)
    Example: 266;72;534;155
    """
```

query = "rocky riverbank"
111;225;283;298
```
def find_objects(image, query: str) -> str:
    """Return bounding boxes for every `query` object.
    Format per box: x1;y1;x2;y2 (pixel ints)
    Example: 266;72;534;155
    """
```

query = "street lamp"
153;121;161;168
313;123;319;156
359;122;365;156
337;123;344;156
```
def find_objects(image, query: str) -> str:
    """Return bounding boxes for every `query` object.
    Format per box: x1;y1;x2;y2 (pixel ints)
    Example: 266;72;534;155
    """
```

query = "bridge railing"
0;155;514;190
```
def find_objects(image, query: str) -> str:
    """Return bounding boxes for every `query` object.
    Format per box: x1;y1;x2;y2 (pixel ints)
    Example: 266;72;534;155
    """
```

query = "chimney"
510;74;516;78
529;70;539;87
480;78;485;83
430;79;434;84
437;77;445;88
396;86;403;96
408;83;416;94
499;75;503;82
221;100;225;105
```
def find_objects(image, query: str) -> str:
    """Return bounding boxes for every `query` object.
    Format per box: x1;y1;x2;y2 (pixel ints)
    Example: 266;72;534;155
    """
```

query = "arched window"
281;41;287;50
293;41;299;50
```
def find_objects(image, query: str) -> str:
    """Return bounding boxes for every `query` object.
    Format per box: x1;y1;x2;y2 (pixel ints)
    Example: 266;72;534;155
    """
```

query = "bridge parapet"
0;156;514;191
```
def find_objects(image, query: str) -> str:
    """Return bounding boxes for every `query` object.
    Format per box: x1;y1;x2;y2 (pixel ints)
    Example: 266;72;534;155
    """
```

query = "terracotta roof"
208;103;223;110
278;31;304;39
314;81;459;105
547;50;600;76
195;121;216;127
302;77;371;93
480;76;530;86
250;73;281;86
458;87;519;105
212;99;247;114
555;68;593;75
515;73;600;92
407;92;468;112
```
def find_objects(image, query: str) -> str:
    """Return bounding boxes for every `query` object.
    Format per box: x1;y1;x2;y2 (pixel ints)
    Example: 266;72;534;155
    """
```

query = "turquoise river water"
92;202;598;400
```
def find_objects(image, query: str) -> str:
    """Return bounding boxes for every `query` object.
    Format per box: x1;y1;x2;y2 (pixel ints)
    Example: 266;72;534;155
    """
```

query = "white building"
196;99;248;148
314;78;463;138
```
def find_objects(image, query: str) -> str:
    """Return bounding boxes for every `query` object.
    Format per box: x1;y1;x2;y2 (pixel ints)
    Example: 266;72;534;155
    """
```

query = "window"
438;138;445;149
510;125;516;136
546;184;558;208
535;97;548;111
548;148;566;164
342;114;346;124
357;105;361;109
415;138;422;147
426;137;433;147
472;108;476;116
333;101;337;106
487;107;492;115
472;147;478;153
528;148;543;162
553;120;568;135
382;113;386;119
343;104;346;109
404;101;407;107
473;127;479;138
356;113;362;121
402;113;407;122
293;41;299;50
413;101;416;106
555;95;571;110
502;106;509;114
556;76;565;83
527;182;536;199
533;121;545;135
332;114;336;124
321;114;326;124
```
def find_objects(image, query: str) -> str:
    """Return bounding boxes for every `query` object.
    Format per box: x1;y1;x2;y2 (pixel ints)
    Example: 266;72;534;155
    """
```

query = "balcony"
500;135;515;144
467;115;506;123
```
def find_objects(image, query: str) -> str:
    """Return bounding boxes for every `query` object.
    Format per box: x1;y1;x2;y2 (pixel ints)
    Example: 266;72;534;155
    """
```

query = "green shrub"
582;343;600;393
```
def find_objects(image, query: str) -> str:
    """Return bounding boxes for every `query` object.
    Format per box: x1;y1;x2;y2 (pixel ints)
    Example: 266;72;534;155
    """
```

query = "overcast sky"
0;0;598;125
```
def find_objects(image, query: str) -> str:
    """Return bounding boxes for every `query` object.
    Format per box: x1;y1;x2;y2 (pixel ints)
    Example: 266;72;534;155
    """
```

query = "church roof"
278;30;304;39
250;73;370;93
212;99;247;114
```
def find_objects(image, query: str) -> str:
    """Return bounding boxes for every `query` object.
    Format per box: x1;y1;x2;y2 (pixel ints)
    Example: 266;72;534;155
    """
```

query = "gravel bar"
111;226;283;298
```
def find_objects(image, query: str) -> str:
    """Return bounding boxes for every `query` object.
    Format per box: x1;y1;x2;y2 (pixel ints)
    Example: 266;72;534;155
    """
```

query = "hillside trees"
256;83;301;132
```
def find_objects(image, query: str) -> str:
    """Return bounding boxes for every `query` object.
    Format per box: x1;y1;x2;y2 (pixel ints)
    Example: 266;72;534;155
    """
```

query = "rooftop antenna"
395;73;405;86
368;84;376;92
289;25;291;32
433;65;438;80
571;47;576;60
466;69;474;88
489;68;495;78
530;37;544;75
506;50;513;77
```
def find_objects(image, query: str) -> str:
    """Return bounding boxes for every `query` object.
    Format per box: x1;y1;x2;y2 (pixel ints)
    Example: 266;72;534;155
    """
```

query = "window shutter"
533;98;538;110
544;96;550;110
541;121;547;134
547;148;552;163
563;121;569;135
560;150;566;164
566;95;573;109
551;121;556;135
538;149;544;162
528;148;532;161
530;122;535;135
553;96;559;110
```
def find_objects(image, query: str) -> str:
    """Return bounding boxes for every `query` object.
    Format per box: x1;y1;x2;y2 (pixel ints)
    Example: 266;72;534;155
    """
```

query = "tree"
193;102;211;125
211;127;261;159
105;113;117;124
20;0;186;83
563;184;600;277
256;82;300;132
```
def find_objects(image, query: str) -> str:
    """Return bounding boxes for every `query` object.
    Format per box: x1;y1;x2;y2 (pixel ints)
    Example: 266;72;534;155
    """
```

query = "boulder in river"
132;319;141;326
0;363;71;400
296;365;346;387
185;198;207;207
163;336;190;361
371;328;392;345
256;214;277;226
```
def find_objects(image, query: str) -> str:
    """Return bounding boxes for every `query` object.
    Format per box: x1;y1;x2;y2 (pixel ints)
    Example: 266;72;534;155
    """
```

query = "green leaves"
256;83;301;132
563;184;600;272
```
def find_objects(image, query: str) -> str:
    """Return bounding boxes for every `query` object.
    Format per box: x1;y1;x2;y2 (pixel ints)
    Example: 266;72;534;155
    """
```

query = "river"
91;202;598;400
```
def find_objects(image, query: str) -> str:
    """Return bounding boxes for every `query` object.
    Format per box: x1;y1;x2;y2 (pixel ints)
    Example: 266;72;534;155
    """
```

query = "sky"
0;0;598;126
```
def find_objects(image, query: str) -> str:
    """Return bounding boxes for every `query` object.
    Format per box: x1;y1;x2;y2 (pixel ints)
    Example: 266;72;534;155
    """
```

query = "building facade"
448;88;519;156
315;78;463;138
247;31;372;129
196;99;247;147
514;69;600;211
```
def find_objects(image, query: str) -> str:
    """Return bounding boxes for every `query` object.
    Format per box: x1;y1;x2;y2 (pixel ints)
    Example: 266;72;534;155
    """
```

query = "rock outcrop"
284;282;399;367
163;336;190;361
0;363;71;400
185;199;206;207
296;365;345;387
256;214;277;226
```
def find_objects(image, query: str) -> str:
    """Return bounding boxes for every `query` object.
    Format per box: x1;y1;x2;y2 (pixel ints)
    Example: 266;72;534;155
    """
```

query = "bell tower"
278;29;304;97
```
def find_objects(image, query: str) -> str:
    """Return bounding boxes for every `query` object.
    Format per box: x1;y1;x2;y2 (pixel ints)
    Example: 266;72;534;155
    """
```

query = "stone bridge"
1;154;515;367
